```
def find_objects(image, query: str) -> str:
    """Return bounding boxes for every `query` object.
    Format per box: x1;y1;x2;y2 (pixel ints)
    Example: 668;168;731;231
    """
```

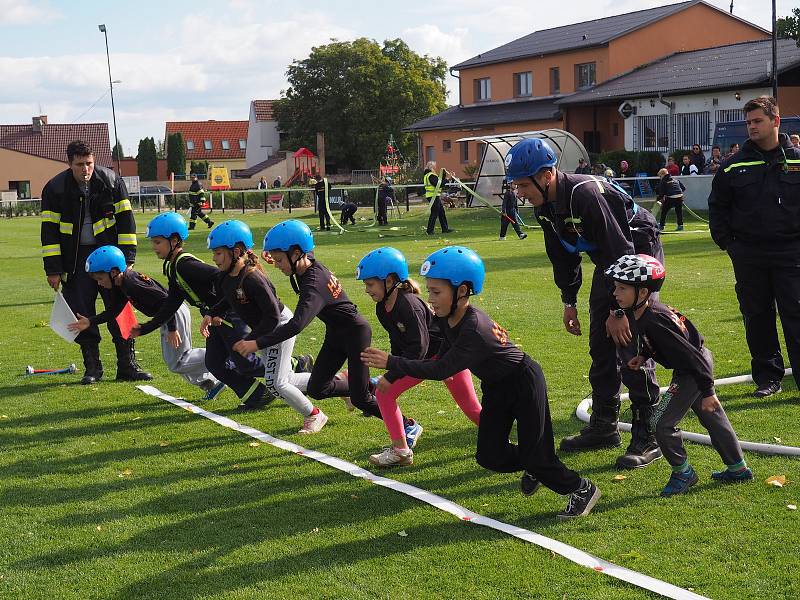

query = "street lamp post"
98;23;122;175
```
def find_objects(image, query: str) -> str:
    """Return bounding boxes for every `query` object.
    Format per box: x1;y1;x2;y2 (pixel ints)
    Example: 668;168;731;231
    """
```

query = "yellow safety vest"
423;171;437;199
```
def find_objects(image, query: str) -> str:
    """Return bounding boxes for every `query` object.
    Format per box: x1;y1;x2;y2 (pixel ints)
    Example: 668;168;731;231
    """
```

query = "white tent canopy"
458;129;588;206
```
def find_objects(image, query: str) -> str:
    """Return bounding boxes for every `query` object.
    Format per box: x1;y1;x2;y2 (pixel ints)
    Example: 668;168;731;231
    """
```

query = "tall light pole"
98;23;122;175
772;0;779;100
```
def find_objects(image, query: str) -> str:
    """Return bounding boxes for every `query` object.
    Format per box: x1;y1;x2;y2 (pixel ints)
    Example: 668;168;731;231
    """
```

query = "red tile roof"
0;121;112;166
252;100;277;122
165;120;249;160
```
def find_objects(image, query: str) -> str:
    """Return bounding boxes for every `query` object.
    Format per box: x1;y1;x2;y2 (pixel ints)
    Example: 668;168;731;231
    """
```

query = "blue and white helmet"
263;219;314;253
207;220;254;250
356;247;409;281
85;245;126;274
420;246;485;294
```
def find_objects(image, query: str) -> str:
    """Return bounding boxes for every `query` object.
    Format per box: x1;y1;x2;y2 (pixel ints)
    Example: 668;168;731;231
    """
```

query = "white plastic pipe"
575;369;800;456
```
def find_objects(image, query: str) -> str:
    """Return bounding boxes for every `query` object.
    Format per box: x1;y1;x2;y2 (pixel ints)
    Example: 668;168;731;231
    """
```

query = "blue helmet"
207;220;254;250
85;245;126;274
356;247;409;281
420;246;485;294
263;219;314;253
505;138;558;182
146;212;189;240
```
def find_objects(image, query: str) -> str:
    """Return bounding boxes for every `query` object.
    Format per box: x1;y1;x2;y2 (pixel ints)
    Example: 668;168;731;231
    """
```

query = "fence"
613;174;713;210
1;198;41;218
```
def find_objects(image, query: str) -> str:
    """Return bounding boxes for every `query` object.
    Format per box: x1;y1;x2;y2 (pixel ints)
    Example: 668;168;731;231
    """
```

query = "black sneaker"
519;233;528;240
236;400;268;412
558;480;601;519
520;471;541;496
615;443;662;469
754;381;781;398
294;354;314;373
443;228;455;233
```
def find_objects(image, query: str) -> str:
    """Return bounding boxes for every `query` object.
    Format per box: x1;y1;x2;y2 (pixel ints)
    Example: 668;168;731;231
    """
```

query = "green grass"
1;207;798;599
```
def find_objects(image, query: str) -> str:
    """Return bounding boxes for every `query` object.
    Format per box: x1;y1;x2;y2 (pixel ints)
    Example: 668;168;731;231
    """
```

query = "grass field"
1;206;798;600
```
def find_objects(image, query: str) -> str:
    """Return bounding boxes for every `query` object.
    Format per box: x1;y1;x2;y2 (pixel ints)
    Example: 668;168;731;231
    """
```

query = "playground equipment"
285;147;319;186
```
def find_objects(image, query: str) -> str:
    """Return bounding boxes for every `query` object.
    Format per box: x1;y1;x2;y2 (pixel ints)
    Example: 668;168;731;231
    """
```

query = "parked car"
137;185;174;197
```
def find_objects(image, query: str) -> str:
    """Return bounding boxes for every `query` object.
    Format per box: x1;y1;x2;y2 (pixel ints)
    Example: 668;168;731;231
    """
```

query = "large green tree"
136;137;157;181
274;38;448;171
777;9;800;41
111;140;124;161
166;132;186;177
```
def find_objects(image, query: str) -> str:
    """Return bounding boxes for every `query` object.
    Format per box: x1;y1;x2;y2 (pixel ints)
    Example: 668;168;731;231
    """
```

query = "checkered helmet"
605;254;665;291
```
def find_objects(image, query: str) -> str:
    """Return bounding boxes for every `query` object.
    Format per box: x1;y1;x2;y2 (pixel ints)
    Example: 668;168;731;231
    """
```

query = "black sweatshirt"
210;269;285;344
377;291;441;383
631;300;714;398
90;270;177;332
138;253;220;336
386;305;524;384
254;260;361;350
535;172;636;305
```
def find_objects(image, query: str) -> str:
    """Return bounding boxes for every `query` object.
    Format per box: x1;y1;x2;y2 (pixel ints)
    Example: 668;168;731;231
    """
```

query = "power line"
70;88;110;123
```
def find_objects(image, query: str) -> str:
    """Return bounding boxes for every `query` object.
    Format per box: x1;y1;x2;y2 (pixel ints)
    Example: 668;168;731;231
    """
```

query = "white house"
245;100;281;167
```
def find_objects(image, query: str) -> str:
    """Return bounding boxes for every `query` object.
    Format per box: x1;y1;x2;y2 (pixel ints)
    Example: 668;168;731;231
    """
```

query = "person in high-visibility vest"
423;161;455;235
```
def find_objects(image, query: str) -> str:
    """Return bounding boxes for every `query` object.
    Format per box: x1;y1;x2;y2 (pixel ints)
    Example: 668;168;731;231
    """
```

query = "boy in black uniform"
313;177;331;231
340;200;358;225
40;140;148;384
499;181;527;241
606;254;752;496
132;212;270;410
655;168;685;231
506;137;664;469
188;175;214;230
362;246;600;518
71;245;222;399
377;177;394;225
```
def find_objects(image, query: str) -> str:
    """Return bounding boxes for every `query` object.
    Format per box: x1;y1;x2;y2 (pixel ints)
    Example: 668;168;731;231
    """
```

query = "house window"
186;140;195;151
203;140;212;151
514;71;532;97
674;111;711;150
636;115;669;151
549;67;560;95
239;139;247;150
460;141;469;163
473;78;491;102
425;146;435;163
221;139;230;150
715;109;745;123
442;139;452;153
575;62;596;90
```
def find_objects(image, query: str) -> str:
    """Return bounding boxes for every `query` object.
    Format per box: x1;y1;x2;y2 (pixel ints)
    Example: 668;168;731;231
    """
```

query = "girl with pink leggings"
356;247;481;467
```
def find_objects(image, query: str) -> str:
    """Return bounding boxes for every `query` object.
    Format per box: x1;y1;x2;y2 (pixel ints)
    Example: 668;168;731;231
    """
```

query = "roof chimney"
32;115;47;132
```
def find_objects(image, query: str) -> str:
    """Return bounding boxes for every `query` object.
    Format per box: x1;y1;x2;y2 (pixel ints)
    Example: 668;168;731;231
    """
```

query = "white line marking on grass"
138;384;708;600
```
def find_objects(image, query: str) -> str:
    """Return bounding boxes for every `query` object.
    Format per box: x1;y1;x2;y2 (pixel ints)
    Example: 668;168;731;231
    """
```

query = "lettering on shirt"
327;274;342;299
491;321;509;346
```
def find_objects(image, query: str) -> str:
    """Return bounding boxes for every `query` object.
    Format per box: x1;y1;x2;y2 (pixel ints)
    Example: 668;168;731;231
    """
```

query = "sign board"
122;175;140;194
618;101;636;119
209;166;230;191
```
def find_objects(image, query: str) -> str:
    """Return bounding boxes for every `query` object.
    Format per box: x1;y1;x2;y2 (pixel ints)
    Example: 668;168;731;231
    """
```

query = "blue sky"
0;0;790;155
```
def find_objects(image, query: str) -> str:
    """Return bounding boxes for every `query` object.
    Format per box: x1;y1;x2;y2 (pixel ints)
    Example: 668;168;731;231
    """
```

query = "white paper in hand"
50;291;79;343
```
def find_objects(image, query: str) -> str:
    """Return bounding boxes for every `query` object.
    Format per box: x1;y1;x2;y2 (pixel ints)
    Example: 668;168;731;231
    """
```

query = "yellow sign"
209;166;230;190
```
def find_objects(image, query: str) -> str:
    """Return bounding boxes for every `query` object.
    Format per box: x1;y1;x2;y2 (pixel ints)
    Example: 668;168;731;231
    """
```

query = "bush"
635;151;666;176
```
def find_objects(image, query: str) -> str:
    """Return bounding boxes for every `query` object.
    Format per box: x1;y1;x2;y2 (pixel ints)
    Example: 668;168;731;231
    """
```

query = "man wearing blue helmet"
506;137;664;470
70;245;224;397
362;246;600;518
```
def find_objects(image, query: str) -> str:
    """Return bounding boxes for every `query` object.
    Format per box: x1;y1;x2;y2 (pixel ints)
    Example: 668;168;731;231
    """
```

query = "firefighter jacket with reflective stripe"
40;165;136;276
709;133;800;250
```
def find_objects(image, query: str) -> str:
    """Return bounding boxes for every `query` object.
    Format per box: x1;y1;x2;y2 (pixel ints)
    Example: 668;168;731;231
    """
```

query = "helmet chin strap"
289;249;305;294
531;170;552;204
382;277;403;301
446;284;471;318
628;286;651;311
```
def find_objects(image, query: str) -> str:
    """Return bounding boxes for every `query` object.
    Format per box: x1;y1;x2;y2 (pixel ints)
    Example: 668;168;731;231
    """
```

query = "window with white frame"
575;62;596;89
186;140;195;151
473;78;491;101
514;71;532;97
674;111;711;150
221;140;230;150
203;139;212;151
636;115;670;151
239;139;246;150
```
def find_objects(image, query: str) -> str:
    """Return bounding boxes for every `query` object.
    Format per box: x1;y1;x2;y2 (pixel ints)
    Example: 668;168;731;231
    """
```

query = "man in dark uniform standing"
41;140;151;384
506;138;664;469
709;96;800;398
187;175;214;230
377;176;394;226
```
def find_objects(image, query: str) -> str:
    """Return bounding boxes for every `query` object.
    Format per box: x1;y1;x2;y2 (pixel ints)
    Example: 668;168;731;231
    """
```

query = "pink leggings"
376;370;481;443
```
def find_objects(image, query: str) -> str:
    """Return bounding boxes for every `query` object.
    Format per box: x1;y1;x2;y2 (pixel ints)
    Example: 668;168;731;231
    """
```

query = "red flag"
115;302;139;340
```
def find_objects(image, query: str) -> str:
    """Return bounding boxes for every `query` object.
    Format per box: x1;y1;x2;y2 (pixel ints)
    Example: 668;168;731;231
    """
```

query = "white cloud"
0;0;60;26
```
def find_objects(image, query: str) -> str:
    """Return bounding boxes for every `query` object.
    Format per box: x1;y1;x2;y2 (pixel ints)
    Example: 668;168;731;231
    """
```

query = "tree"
190;160;209;176
778;10;800;41
166;132;186;177
155;138;166;159
136;137;157;181
112;139;124;161
274;38;448;171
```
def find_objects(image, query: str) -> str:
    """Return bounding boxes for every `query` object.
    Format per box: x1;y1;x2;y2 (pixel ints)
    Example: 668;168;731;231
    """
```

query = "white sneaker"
299;410;328;434
499;236;506;241
368;446;413;467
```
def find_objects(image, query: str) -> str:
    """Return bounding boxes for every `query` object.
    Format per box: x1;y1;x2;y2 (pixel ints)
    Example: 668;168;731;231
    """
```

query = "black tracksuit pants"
305;316;384;418
317;195;330;229
500;213;523;238
377;198;388;225
659;197;684;228
475;356;582;495
729;246;800;389
205;311;267;403
62;245;123;346
426;198;449;234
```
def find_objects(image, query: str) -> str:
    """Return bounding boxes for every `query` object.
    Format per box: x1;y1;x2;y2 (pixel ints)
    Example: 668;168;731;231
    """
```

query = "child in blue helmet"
132;212;270;408
356;246;481;467
605;254;752;497
71;245;222;397
203;221;327;434
362;246;600;518
236;220;420;440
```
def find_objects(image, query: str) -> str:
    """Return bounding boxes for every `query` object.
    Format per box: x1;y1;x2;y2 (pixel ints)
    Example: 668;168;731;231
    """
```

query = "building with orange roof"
164;120;249;176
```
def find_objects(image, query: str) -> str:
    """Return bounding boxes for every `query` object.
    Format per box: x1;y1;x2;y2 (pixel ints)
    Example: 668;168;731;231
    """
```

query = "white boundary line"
138;384;708;600
577;370;800;457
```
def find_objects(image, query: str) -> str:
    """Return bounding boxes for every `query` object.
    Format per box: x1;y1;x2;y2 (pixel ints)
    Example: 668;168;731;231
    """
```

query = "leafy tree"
111;139;124;161
136;137;157;181
166;132;186;177
155;138;166;159
275;38;447;171
777;10;800;41
190;160;209;176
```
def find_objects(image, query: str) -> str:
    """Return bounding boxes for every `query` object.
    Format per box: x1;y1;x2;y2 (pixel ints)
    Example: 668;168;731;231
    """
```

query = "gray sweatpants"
650;348;744;467
160;304;218;388
259;306;313;416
